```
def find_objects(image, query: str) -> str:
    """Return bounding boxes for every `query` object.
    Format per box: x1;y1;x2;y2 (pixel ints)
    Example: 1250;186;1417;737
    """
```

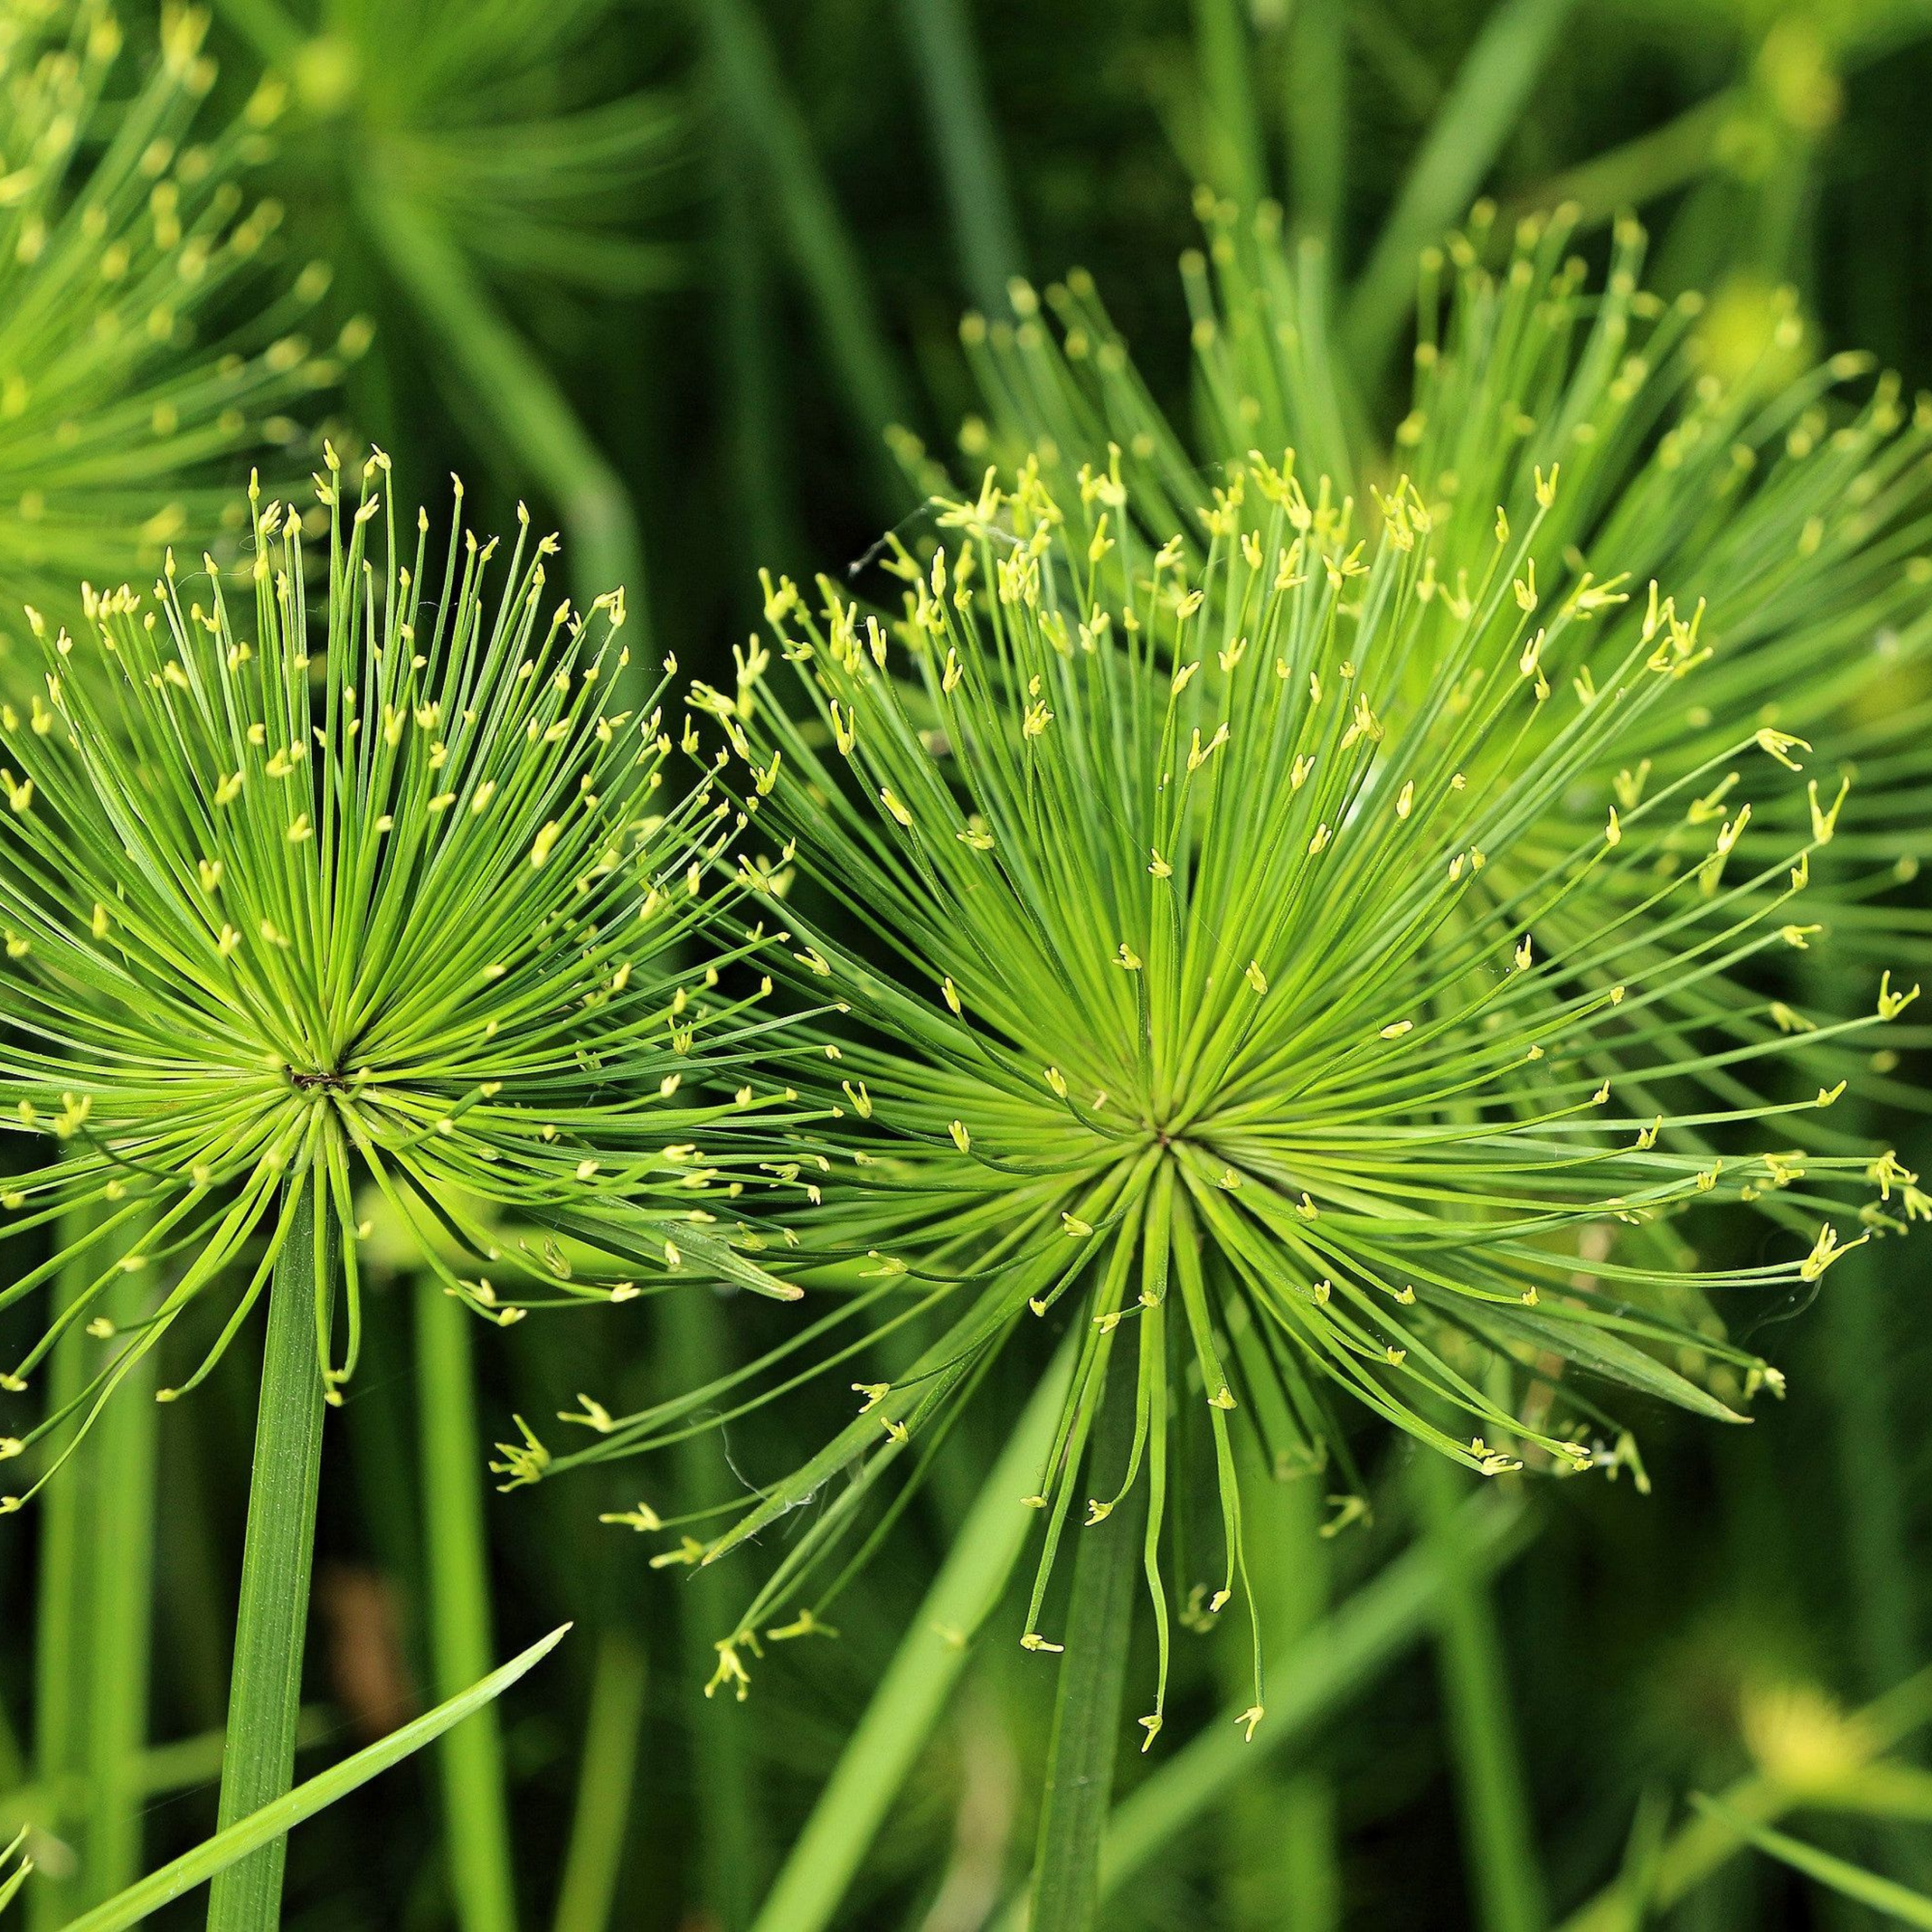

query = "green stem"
355;185;647;640
416;1279;520;1932
1553;1666;1932;1932
550;1631;648;1932
206;0;307;69
748;1342;1073;1932
1064;1495;1531;1922
1413;1455;1546;1932
1028;1375;1143;1932
1342;0;1580;384
898;0;1025;312
716;111;797;576
702;0;913;506
1502;93;1737;231
0;1692;21;1792
31;1211;159;1925
1819;1195;1930;1893
1822;1243;1918;1698
1220;1457;1337;1932
1191;0;1269;208
1282;0;1347;251
204;1183;336;1932
71;1630;569;1932
670;1289;767;1931
2;1713;333;1841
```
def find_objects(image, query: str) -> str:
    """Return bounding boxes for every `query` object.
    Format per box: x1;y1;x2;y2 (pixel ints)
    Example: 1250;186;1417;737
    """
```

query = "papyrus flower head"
0;1;359;645
0;452;800;1506
586;455;1914;1722
946;204;1932;908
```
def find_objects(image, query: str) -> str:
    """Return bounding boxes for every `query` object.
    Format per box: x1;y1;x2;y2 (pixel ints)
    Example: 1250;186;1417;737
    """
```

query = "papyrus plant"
0;0;357;648
218;0;686;611
944;206;1932;919
0;453;798;1925
554;450;1915;1737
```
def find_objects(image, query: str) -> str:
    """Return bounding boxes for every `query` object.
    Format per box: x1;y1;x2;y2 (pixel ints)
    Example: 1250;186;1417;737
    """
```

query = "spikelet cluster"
941;202;1932;930
0;1;362;647
252;0;682;296
0;453;805;1508
556;444;1917;1725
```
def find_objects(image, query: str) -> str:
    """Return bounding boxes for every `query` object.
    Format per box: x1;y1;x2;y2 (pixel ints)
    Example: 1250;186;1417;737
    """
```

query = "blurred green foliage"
4;1;1932;1928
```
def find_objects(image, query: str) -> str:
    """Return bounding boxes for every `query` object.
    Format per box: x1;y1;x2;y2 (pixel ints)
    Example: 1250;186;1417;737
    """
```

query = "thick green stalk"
1342;0;1580;382
30;1215;159;1925
416;1278;520;1932
550;1632;648;1932
1028;1376;1143;1932
670;1289;767;1931
204;1184;337;1932
1191;0;1269;208
354;185;647;637
748;1344;1072;1932
1067;1496;1531;1920
1282;0;1347;251
898;0;1025;311
702;0;912;504
1412;1455;1546;1932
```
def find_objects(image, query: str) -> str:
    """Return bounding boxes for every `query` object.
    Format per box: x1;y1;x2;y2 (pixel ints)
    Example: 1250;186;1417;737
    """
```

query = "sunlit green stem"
1412;1454;1546;1932
205;1182;336;1932
748;1342;1072;1932
30;1213;158;1925
355;185;647;645
898;0;1025;311
1028;1374;1143;1932
416;1278;520;1932
550;1631;647;1932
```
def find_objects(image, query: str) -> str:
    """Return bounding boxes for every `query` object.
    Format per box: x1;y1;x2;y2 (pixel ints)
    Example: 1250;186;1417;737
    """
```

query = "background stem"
549;1631;647;1932
205;1182;337;1932
1027;1372;1143;1932
749;1341;1073;1932
29;1210;157;1924
416;1279;521;1932
1412;1454;1545;1932
669;1288;767;1931
701;0;913;509
355;185;647;639
1220;1450;1338;1932
898;0;1025;312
